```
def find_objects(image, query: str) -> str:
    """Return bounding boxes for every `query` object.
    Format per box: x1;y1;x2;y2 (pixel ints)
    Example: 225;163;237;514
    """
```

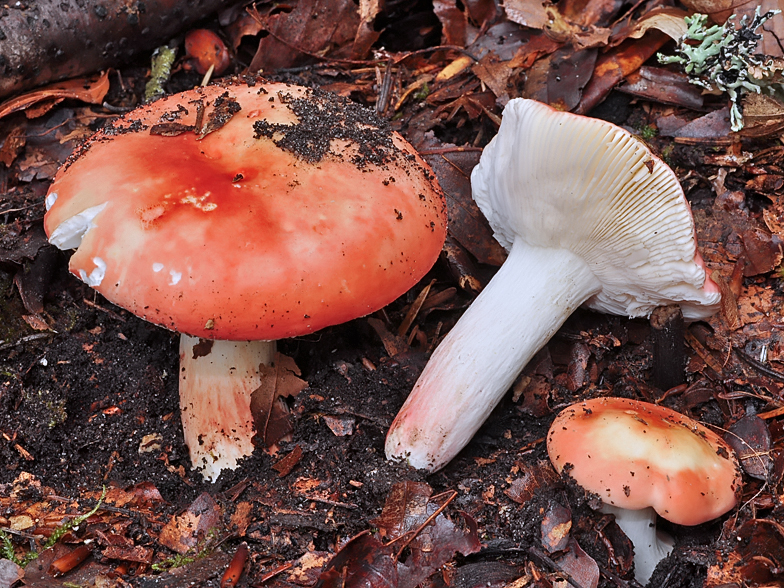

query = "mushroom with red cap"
184;29;230;77
547;397;742;584
385;98;721;473
44;79;447;481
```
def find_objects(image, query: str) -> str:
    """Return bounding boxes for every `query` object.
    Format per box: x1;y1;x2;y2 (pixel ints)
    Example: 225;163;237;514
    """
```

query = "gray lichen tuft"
658;8;782;131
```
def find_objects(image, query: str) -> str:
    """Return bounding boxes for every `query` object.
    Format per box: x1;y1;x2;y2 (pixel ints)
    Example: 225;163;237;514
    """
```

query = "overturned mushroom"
547;397;742;584
385;98;720;472
45;79;447;481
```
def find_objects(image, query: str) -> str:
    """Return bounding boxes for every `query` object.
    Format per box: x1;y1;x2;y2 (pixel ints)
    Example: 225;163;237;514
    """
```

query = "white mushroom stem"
602;505;674;585
179;335;276;481
385;238;602;471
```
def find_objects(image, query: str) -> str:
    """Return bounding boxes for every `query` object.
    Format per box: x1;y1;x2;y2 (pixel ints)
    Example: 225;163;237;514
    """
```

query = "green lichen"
658;8;783;131
144;45;178;104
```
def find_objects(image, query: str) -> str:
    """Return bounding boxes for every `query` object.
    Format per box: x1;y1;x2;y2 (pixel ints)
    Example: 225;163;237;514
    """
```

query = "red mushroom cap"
184;29;230;76
44;80;447;340
547;397;742;526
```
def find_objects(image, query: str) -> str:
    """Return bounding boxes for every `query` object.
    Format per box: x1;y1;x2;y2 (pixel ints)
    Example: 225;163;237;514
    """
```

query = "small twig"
254;561;293;584
734;347;784;383
376;60;394;115
392;45;480;65
302;495;358;510
418;146;483;155
82;298;127;322
0;333;51;351
0;202;41;215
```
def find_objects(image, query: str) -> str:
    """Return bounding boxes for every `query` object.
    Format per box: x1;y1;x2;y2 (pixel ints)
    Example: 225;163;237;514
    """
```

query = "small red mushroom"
184;29;230;76
547;397;742;584
44;79;447;480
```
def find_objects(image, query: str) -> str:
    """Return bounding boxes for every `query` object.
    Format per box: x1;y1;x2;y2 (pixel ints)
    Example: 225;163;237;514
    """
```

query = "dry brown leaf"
740;92;784;138
0;71;111;121
503;0;549;29
626;7;690;42
367;317;410;357
738;284;776;326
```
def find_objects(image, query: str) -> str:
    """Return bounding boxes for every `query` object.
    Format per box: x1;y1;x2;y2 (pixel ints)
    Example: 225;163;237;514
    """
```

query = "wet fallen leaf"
471;52;515;104
541;501;571;553
21;314;50;331
272;445;303;477
740;92;784;138
352;0;382;59
322;414;356;437
419;135;506;266
250;353;308;449
314;531;398;588
503;0;611;49
367;481;482;588
434;0;468;46
576;31;669;115
619;65;704;109
726;415;773;481
555;538;600;588
0;559;23;588
247;0;360;72
158;493;222;555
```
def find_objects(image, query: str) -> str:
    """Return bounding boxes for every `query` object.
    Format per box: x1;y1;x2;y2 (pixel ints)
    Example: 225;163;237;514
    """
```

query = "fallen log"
0;0;244;99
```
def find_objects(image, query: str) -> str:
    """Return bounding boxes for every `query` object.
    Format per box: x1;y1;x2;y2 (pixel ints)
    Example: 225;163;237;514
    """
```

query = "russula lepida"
547;397;742;584
385;98;721;472
44;79;447;481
